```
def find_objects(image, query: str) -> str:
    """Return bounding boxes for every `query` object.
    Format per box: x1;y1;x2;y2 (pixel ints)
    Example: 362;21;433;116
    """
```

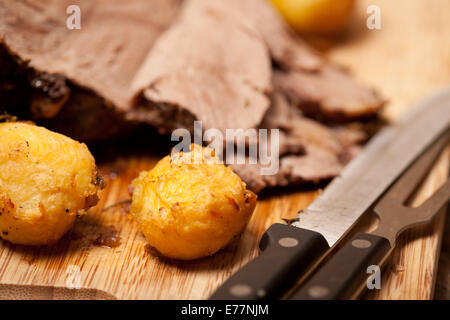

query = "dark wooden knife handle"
210;223;329;300
290;233;391;300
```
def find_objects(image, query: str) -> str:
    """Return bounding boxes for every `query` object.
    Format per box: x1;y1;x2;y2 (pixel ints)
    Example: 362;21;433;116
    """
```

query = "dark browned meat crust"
0;42;129;141
0;0;181;140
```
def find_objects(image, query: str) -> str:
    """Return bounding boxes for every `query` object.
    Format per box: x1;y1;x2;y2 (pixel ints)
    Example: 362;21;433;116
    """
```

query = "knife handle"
289;233;391;300
210;223;329;300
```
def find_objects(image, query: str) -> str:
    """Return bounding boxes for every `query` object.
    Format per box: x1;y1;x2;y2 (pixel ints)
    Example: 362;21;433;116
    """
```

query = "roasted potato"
270;0;355;35
0;122;102;245
130;144;257;260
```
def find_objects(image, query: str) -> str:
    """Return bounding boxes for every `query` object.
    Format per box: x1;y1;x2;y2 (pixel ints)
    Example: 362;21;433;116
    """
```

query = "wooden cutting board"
0;0;448;299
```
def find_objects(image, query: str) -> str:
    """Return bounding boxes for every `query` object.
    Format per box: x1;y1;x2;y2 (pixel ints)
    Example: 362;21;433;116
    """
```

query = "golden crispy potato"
270;0;355;35
0;122;102;245
130;145;257;260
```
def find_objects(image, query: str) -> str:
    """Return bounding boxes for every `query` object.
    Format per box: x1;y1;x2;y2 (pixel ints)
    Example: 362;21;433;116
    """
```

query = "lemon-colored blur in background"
270;0;355;34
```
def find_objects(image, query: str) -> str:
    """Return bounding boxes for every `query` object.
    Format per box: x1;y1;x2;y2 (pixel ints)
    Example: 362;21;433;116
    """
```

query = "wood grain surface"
333;0;450;299
435;213;450;299
0;0;449;299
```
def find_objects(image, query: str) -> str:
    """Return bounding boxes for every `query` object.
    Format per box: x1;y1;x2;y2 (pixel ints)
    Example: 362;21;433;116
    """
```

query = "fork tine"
375;130;449;210
413;178;450;220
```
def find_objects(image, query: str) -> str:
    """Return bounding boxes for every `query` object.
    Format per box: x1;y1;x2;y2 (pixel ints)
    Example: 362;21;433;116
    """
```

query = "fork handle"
290;233;391;300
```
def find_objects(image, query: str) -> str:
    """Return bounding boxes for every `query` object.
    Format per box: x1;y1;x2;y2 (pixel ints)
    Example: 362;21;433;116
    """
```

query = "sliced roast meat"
274;67;384;122
262;92;344;156
221;0;323;72
0;0;181;140
220;0;385;122
0;0;180;111
232;92;366;192
332;125;368;149
130;0;272;134
1;0;382;193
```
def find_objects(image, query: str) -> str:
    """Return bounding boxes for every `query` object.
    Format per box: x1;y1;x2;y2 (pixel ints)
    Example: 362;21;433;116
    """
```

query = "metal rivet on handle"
308;285;330;298
229;284;252;297
278;237;299;248
351;239;372;249
256;289;266;298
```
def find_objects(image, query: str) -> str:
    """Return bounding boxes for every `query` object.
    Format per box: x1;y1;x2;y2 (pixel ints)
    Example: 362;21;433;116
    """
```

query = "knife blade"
290;130;449;300
210;86;450;300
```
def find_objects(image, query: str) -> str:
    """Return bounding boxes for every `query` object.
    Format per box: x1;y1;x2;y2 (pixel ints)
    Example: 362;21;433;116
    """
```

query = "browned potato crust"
0;122;101;245
131;145;257;260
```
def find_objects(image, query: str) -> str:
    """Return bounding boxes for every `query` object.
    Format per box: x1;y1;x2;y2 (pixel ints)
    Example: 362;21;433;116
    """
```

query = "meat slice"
0;0;380;192
273;67;383;122
1;0;381;141
0;0;181;140
220;0;322;72
232;91;366;192
130;0;272;134
222;0;385;122
0;0;180;111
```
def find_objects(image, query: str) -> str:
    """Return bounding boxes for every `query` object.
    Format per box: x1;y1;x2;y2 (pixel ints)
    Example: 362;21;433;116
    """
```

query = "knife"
290;130;449;300
210;86;450;300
